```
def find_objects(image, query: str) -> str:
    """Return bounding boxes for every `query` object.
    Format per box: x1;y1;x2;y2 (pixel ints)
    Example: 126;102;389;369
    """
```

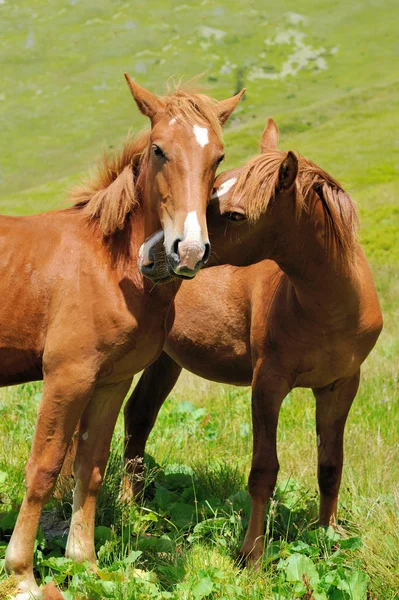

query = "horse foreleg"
65;378;132;564
313;370;360;527
5;367;96;599
122;352;182;501
240;364;289;568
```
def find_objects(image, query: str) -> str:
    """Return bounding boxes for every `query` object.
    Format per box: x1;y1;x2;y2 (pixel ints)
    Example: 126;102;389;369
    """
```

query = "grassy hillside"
0;0;398;598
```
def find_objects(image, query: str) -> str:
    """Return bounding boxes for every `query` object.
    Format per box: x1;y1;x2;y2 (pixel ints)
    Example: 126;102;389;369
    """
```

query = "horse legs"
65;378;132;563
240;365;289;567
55;426;79;500
122;352;182;500
313;370;360;526
5;369;96;599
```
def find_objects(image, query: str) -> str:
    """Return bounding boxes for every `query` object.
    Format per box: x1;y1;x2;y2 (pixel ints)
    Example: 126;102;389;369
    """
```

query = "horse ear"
124;73;165;121
278;151;298;191
261;118;279;152
215;88;246;124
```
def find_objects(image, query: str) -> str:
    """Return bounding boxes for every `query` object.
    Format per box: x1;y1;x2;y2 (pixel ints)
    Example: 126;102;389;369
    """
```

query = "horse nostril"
203;242;211;264
172;239;180;256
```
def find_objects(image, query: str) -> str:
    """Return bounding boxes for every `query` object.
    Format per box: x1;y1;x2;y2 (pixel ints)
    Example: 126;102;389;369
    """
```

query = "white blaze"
183;211;203;243
176;210;206;272
211;177;237;199
193;125;209;147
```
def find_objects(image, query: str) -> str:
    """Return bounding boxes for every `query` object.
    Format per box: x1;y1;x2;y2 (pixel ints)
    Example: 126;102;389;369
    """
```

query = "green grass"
0;0;398;598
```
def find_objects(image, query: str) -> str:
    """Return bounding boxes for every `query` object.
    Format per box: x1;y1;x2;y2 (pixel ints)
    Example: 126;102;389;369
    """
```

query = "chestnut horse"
3;77;244;598
124;119;383;566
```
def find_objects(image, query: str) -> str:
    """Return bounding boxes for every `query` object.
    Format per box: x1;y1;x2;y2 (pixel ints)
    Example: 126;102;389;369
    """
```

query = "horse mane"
70;130;150;236
70;85;224;236
233;150;359;260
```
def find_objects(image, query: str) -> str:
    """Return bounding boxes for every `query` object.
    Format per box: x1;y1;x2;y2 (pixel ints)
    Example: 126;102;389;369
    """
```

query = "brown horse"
3;77;244;598
124;119;383;566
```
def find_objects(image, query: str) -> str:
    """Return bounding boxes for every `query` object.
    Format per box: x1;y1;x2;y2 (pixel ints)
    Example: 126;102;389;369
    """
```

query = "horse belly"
166;275;253;385
0;347;42;386
166;334;252;385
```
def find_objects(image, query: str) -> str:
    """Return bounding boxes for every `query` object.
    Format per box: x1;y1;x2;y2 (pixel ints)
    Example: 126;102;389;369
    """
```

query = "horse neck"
269;189;361;322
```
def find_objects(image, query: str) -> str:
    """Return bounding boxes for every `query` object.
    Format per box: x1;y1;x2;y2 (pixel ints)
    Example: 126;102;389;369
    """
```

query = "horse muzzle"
138;231;173;284
166;238;210;279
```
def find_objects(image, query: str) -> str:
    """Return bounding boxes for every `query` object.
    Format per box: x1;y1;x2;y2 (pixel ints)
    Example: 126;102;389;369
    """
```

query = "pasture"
0;0;398;598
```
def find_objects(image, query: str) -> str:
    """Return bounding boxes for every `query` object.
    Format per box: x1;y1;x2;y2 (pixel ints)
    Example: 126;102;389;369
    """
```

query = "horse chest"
98;305;169;384
292;333;371;389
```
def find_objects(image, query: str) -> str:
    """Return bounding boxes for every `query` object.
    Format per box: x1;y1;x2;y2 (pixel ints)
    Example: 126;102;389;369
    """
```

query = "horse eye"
225;212;246;222
215;154;225;167
152;144;166;159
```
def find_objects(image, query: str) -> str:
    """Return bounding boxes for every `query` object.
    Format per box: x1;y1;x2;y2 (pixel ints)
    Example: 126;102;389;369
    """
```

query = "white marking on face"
211;177;237;199
193;125;209;147
317;434;321;447
175;210;207;271
169;117;177;125
183;211;202;243
82;431;89;441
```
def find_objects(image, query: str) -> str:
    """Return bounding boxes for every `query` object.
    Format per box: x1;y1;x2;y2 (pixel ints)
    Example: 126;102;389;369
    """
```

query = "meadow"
0;0;398;598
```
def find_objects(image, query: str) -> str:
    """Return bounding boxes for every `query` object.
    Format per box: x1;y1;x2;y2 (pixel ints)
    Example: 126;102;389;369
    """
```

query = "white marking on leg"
211;177;237;199
193;125;209;147
317;434;321;447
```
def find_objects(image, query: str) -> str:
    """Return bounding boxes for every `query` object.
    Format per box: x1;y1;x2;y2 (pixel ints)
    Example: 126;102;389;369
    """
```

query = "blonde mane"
70;131;150;236
71;86;224;236
233;150;359;260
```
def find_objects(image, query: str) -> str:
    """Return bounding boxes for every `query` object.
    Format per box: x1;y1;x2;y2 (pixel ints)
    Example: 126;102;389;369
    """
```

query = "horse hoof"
8;575;43;599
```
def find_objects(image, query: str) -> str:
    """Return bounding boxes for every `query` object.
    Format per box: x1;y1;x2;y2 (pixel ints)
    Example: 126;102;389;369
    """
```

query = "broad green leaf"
94;525;113;544
264;540;288;564
137;534;175;553
154;485;171;509
192;577;214;599
0;510;18;532
313;592;328;600
125;550;142;564
97;568;124;582
163;472;193;491
289;540;320;557
346;569;368;599
169;502;195;528
340;537;363;551
283;552;320;587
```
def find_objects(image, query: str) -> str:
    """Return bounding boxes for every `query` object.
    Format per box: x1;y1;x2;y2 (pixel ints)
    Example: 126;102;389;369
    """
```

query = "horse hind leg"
65;378;132;564
122;352;182;502
54;425;79;500
313;370;360;527
5;366;96;598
